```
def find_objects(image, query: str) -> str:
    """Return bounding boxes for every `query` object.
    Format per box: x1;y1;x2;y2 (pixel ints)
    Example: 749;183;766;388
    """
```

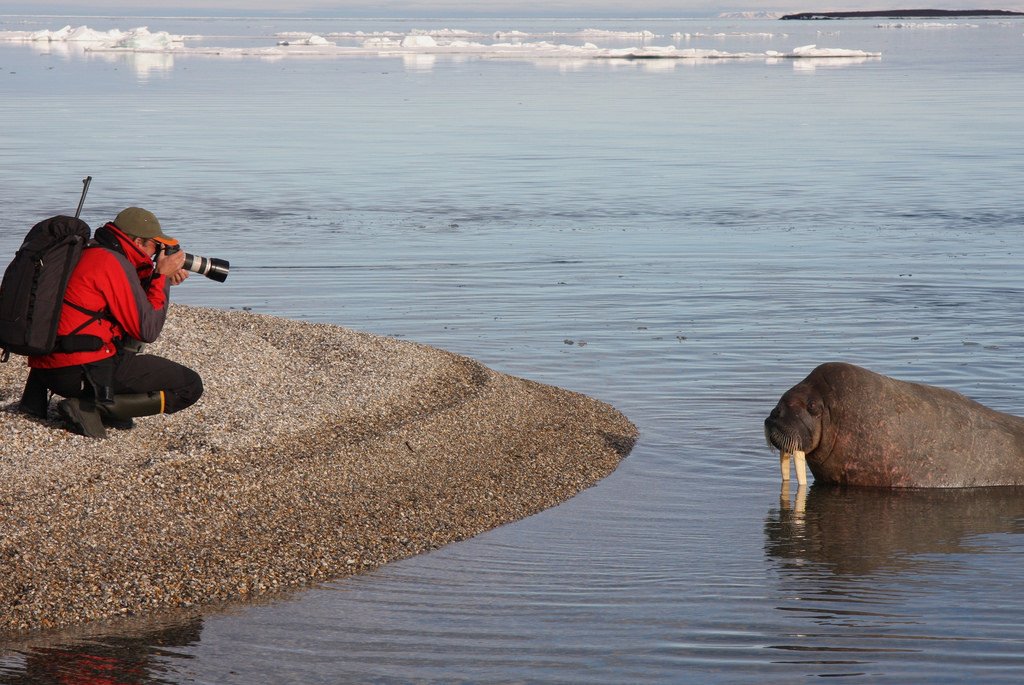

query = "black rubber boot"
99;391;166;422
58;392;165;439
57;397;108;439
19;371;49;419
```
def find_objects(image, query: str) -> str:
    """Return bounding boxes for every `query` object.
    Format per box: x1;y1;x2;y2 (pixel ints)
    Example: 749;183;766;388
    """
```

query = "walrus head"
764;382;825;457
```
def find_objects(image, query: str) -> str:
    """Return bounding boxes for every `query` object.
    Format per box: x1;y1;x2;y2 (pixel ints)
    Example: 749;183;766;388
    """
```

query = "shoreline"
0;305;637;636
781;9;1024;19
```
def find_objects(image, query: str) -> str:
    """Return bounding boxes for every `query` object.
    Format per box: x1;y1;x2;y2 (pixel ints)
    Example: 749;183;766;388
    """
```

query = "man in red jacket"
25;207;204;438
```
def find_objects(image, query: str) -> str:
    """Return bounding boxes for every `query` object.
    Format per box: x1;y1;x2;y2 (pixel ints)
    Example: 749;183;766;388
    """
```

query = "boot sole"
57;399;108;439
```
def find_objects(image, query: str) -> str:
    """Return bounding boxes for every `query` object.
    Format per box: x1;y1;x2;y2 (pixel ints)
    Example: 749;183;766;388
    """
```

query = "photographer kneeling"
23;207;203;438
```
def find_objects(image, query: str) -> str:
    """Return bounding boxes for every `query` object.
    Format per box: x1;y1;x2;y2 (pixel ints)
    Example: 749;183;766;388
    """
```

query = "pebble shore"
0;305;637;636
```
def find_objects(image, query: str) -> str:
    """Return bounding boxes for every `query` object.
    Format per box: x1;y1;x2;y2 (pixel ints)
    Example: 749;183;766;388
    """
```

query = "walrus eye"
806;398;821;416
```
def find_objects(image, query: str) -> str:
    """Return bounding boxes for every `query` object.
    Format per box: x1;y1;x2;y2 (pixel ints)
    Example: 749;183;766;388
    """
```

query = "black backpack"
0;215;91;361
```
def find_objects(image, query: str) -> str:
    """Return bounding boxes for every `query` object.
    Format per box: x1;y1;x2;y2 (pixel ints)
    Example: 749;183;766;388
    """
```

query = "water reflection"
0;617;202;684
763;485;1024;678
24;40;82;59
13;36;174;79
790;56;879;71
87;51;175;80
401;53;436;71
765;484;1024;576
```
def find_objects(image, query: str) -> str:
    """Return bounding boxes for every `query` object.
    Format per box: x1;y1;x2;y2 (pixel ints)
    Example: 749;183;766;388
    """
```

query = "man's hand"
168;269;190;286
156;248;186;277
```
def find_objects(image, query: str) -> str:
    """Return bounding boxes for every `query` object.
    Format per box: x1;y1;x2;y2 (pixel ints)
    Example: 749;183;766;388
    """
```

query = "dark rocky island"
781;9;1024;19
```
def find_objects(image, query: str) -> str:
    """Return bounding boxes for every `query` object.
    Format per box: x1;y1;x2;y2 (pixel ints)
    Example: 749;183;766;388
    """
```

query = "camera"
164;244;230;283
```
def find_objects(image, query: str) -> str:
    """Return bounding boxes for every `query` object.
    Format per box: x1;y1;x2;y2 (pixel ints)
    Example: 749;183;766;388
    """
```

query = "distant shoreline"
781;9;1024;19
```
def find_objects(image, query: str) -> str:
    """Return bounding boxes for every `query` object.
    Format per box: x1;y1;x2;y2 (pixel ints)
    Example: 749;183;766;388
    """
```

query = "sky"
4;0;1024;17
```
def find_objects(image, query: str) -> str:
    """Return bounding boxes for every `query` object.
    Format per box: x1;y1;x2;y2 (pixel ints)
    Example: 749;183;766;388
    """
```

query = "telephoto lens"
181;254;230;282
164;245;230;282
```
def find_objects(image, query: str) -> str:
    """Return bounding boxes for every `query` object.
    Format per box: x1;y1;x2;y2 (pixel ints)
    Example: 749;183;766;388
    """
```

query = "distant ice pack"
0;25;882;62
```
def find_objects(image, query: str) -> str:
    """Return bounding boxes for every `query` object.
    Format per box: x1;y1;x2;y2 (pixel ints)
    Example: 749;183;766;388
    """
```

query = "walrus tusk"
780;480;808;518
780;450;791;481
794;449;807;485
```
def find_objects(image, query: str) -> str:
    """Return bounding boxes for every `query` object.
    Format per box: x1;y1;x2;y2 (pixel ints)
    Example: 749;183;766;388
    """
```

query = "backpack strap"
53;299;111;353
63;300;111;336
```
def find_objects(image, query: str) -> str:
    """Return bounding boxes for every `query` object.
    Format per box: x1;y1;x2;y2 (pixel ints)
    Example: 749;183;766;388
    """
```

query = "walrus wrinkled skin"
764;362;1024;488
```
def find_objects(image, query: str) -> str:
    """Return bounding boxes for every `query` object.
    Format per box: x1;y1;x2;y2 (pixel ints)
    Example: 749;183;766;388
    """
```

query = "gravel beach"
0;305;637;636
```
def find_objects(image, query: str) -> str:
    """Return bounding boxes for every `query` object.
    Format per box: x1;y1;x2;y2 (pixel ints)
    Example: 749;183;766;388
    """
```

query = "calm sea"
1;14;1022;683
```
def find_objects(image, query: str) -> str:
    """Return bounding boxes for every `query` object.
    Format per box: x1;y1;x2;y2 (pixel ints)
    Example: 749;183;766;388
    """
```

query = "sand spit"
0;305;637;636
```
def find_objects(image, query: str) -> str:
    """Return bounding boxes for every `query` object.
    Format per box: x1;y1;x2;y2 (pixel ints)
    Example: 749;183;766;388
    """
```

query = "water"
0;14;1023;683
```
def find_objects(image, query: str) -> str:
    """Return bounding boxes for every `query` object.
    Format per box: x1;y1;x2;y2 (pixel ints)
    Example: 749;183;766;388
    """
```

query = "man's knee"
166;367;203;414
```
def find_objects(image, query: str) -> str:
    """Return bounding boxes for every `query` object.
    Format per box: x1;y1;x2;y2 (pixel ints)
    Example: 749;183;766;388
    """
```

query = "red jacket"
29;224;171;369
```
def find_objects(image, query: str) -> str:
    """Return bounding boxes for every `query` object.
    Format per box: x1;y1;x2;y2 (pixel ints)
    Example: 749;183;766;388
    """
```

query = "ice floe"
769;44;880;58
0;25;187;49
672;32;779;39
276;34;333;46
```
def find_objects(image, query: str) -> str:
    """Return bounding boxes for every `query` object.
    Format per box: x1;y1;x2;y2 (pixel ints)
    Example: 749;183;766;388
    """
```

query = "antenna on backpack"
75;176;92;219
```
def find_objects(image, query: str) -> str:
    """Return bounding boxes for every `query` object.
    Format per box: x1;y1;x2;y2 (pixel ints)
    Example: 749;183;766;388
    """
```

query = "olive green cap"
113;207;176;245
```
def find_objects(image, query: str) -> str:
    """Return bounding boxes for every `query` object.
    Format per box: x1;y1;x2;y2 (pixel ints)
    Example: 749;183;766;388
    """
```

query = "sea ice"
401;35;438;48
107;27;185;50
0;25;186;50
786;44;881;58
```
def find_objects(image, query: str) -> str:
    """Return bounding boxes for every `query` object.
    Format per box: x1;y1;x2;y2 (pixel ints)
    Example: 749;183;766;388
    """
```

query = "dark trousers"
29;351;203;414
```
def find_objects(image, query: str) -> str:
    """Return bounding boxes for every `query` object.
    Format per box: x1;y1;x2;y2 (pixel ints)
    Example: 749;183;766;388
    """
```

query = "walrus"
764;362;1024;488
